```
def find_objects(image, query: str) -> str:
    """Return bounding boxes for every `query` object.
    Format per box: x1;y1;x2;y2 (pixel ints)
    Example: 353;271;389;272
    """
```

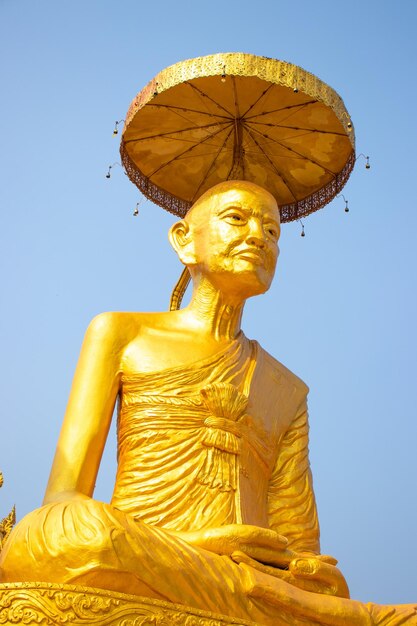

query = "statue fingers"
315;553;338;566
234;543;295;568
232;552;348;597
210;524;289;553
289;557;350;599
231;524;289;549
232;550;293;581
180;525;291;560
294;551;338;566
260;546;297;568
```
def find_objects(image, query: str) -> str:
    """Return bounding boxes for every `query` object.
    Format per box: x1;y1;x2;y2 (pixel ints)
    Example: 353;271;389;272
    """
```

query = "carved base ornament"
0;583;417;626
0;583;257;625
0;475;15;552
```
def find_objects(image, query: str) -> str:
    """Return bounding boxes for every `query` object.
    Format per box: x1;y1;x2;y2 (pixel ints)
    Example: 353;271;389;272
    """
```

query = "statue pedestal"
0;582;258;625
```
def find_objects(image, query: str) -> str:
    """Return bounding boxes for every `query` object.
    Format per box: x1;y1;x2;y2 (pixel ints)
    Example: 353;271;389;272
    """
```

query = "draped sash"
111;336;274;530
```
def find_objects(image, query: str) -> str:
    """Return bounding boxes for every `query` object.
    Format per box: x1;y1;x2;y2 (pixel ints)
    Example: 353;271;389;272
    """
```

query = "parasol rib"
241;84;273;119
245;100;317;121
244;126;298;200
267;101;318;128
248;125;337;176
147;125;232;178
186;82;234;117
249;121;347;137
167;147;235;160
252;130;324;146
191;126;235;202
124;121;231;144
149;102;216;128
182;81;226;125
147;103;231;120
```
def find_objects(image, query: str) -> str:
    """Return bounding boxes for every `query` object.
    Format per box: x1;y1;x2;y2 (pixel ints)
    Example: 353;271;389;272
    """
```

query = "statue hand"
289;553;350;598
170;524;295;568
232;550;350;598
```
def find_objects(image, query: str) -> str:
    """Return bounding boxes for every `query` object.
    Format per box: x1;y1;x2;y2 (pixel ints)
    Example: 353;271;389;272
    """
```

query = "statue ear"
168;220;196;266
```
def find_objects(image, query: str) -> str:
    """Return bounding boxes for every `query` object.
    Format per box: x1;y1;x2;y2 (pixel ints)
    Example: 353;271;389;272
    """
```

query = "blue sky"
1;0;416;606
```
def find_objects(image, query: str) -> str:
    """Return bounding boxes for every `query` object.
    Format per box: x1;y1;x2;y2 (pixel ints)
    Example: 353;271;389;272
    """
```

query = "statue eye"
266;226;279;240
224;212;246;225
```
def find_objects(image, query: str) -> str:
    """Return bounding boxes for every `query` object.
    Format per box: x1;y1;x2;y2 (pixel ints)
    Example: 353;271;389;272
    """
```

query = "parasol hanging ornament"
120;52;355;223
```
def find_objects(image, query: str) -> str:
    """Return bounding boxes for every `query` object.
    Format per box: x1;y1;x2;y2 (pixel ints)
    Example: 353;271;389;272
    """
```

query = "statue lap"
2;502;417;626
0;500;266;623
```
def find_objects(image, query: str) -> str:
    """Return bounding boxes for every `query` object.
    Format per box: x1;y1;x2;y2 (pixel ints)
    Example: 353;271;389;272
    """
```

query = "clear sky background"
1;0;416;607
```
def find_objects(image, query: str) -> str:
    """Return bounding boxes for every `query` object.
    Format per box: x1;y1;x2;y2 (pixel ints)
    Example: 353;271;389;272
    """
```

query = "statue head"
169;181;280;300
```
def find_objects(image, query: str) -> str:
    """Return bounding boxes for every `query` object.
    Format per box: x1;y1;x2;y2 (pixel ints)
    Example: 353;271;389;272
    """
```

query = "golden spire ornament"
0;473;16;550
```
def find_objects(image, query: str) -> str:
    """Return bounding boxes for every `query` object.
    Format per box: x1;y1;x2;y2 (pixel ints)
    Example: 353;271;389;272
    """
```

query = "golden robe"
6;336;408;625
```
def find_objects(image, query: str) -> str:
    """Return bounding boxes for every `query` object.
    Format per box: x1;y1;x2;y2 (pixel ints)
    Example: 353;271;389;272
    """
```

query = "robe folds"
0;335;331;625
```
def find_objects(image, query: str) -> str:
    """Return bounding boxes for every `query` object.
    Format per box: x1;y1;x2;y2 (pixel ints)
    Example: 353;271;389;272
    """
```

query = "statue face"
185;182;280;298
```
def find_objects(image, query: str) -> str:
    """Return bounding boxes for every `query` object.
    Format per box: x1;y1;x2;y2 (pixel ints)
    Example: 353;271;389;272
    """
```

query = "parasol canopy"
121;53;355;222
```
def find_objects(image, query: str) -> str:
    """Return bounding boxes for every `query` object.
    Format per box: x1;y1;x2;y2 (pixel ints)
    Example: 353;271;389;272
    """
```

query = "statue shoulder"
256;343;309;399
87;311;149;338
84;311;150;352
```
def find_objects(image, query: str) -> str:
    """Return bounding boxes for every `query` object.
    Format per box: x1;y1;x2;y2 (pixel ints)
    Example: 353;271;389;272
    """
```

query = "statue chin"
202;267;275;301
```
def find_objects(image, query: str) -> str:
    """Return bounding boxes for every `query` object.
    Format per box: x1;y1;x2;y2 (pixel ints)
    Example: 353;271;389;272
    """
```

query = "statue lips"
232;248;267;266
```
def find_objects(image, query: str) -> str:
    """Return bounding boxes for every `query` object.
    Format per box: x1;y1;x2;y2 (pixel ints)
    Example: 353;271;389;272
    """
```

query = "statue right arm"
43;312;124;505
267;396;320;554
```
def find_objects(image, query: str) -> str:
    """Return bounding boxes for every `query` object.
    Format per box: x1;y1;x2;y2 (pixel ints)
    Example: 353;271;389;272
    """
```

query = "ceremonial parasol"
120;52;355;223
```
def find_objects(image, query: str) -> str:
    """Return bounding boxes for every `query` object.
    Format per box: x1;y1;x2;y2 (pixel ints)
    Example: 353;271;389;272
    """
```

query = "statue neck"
185;276;245;342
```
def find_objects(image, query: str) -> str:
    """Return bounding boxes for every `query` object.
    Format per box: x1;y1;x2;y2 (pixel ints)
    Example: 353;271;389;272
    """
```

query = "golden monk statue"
1;181;416;625
1;54;416;625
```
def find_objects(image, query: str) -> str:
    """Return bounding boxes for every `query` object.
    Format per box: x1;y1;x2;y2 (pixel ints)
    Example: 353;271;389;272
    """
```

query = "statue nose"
246;234;265;248
246;222;266;247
